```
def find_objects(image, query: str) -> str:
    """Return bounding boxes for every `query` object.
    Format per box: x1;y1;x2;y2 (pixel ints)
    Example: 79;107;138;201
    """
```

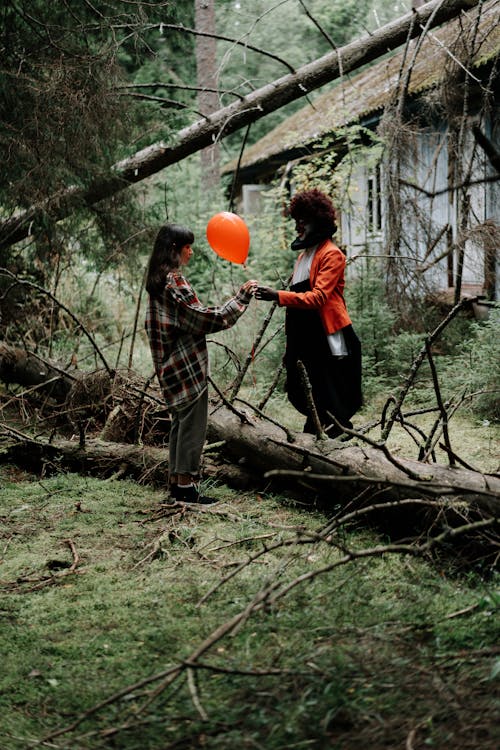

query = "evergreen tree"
0;0;195;274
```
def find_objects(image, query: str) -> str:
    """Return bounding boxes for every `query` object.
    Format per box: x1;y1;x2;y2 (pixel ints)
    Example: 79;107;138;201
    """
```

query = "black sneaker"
174;485;218;505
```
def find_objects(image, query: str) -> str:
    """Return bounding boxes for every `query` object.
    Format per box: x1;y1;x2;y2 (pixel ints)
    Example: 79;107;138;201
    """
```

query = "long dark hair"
146;223;194;298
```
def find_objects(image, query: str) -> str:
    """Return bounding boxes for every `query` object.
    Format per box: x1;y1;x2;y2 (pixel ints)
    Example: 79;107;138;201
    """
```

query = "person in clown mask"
255;188;362;439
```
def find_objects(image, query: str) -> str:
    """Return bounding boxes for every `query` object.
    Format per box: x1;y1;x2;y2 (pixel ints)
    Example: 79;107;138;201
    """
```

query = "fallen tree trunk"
1;344;498;526
2;404;499;518
207;405;500;515
0;0;479;249
1;434;254;490
2;399;499;565
0;342;73;401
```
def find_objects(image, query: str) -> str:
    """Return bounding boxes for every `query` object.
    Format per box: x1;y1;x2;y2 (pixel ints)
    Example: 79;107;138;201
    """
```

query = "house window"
242;184;266;216
367;163;383;233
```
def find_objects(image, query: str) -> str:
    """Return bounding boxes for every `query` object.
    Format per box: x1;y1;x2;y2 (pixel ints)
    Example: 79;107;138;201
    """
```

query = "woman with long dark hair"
256;189;362;438
145;223;256;503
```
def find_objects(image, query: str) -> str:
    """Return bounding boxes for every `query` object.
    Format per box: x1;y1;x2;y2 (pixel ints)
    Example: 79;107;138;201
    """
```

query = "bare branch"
0;0;480;250
380;296;476;441
400;173;499;197
0;268;112;376
234;396;296;442
326;412;426;481
37;512;496;746
229;301;278;401
297;360;325;439
422;340;455;464
157;22;296;74
257;360;285;411
208;376;253;424
118;81;245;101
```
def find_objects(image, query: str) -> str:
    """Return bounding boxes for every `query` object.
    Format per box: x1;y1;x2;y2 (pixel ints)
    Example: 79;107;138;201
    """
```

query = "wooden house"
223;0;500;307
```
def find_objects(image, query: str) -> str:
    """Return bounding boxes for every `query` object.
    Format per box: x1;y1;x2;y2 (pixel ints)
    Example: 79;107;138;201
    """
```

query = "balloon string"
250;295;259;387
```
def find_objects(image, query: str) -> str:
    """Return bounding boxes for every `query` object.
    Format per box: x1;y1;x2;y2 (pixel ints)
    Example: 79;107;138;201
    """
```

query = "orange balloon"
206;211;250;264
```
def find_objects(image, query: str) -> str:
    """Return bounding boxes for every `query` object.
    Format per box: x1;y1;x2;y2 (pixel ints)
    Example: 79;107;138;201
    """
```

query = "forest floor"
0;400;498;750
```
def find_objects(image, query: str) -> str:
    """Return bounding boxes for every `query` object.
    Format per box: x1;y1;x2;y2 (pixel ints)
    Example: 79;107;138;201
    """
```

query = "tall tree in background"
0;0;482;255
195;0;221;191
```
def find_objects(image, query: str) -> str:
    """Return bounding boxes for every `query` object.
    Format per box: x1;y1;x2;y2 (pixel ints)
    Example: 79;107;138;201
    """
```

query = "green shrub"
386;330;427;376
345;262;396;399
442;307;500;421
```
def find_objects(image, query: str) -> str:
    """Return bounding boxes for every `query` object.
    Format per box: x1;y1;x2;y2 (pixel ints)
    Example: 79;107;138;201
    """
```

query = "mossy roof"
223;0;500;176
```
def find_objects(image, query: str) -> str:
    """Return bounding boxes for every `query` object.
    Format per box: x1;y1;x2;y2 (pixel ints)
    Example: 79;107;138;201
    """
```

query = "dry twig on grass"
1;539;82;594
35;512;496;748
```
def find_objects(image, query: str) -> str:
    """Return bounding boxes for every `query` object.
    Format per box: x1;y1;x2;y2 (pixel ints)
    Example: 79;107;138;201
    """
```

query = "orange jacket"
278;239;351;335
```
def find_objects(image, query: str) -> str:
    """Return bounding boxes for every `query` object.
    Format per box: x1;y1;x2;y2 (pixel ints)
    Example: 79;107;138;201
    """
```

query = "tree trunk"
1;343;498;522
2;435;254;490
2;407;499;518
206;404;500;517
195;0;221;191
0;0;479;250
0;342;72;401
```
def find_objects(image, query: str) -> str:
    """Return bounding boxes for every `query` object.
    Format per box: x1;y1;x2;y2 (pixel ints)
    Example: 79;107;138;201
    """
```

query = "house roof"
223;0;500;177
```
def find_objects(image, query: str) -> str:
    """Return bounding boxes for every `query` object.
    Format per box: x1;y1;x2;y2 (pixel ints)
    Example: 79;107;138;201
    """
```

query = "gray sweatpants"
168;388;208;478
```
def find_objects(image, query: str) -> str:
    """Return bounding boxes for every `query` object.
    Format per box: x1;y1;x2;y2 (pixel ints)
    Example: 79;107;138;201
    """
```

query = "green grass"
0;470;498;750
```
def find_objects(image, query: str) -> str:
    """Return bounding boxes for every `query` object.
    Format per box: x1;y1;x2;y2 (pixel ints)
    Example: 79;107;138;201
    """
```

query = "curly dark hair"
289;189;337;236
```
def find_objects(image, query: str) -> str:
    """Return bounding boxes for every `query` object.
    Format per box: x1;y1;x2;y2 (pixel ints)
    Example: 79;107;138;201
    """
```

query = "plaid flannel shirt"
145;271;248;408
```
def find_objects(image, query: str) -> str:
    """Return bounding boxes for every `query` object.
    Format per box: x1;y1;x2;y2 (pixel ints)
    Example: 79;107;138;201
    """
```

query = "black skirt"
284;279;362;434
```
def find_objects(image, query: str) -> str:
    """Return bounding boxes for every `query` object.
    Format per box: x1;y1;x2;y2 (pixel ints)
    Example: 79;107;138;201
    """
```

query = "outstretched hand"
255;285;279;302
236;279;258;304
241;279;258;295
